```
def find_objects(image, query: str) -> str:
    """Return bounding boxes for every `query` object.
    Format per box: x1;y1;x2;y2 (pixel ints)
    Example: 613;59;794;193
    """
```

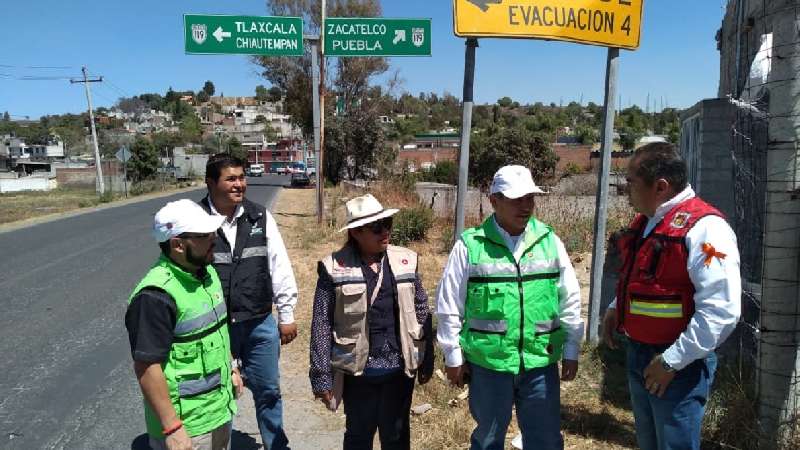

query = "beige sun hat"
338;194;399;232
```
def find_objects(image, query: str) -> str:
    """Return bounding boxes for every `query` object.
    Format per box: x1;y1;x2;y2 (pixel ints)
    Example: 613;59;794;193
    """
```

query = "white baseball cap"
490;165;545;199
152;199;225;243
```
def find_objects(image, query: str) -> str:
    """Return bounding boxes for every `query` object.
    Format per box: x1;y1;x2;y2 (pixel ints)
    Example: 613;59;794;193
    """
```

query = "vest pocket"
335;283;367;339
467;285;506;318
331;332;359;372
172;343;200;377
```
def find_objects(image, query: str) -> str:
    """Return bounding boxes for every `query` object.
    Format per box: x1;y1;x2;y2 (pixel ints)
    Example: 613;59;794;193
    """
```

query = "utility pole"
71;66;104;195
308;0;327;224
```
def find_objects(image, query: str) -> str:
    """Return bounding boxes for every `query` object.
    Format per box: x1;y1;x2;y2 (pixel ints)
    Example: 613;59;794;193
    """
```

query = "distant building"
414;132;460;148
248;138;305;172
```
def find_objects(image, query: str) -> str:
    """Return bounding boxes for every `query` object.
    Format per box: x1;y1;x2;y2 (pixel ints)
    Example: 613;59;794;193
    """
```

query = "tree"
427;160;458;185
324;107;389;184
226;137;247;162
252;0;387;137
268;86;283;102
128;137;159;182
52;125;84;158
497;97;513;108
470;127;558;190
576;125;598;145
196;91;210;104
255;85;269;101
152;132;185;154
202;81;215;97
179;114;202;143
618;126;643;151
255;116;280;141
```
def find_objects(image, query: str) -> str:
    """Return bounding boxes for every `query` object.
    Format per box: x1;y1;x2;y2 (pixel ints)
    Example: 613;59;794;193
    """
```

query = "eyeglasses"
178;232;216;240
364;217;393;234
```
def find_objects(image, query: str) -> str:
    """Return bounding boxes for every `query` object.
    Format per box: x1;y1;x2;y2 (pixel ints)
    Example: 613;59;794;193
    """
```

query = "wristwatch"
658;354;676;373
231;358;242;371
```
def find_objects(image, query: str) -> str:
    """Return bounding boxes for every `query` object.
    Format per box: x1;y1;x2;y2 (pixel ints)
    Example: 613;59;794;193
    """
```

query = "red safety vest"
615;197;724;345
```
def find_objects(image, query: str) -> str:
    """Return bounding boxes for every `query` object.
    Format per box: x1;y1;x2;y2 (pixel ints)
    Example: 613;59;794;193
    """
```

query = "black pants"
342;371;415;450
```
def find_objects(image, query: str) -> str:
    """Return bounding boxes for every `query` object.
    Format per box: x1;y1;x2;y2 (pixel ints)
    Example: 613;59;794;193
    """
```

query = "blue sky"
1;0;728;119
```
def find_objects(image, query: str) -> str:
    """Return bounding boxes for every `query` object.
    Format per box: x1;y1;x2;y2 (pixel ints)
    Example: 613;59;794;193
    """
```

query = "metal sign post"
587;47;620;343
115;146;131;198
454;38;478;239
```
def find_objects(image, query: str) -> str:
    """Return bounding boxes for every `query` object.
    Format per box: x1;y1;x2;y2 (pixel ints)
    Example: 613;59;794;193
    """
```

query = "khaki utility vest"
320;245;424;377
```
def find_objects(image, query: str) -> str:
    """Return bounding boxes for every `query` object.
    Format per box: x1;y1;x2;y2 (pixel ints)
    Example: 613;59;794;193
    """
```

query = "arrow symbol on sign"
467;0;503;12
213;26;232;43
393;30;406;45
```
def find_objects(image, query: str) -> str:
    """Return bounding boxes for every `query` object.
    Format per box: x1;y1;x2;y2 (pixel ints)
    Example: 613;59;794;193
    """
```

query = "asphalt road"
0;174;288;449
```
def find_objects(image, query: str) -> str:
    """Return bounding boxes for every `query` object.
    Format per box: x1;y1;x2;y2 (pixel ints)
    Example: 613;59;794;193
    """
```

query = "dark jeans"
626;340;717;450
342;371;415;450
229;314;288;450
467;362;563;450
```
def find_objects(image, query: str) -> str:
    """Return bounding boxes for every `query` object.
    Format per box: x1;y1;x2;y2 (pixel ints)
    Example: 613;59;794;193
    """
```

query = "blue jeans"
467;362;563;450
626;340;717;450
230;314;288;449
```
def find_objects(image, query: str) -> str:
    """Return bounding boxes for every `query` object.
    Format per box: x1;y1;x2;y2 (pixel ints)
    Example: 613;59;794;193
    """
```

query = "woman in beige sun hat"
308;193;434;450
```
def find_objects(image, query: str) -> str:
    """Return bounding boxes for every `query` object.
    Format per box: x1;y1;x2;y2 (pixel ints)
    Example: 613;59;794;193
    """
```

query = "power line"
0;64;75;69
104;79;130;98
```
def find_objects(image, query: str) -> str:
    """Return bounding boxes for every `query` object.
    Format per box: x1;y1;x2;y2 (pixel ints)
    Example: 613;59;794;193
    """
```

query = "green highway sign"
324;18;432;57
184;14;304;56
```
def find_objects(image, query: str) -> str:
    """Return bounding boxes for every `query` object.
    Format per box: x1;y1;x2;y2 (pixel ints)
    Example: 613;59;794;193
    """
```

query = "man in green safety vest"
125;199;243;450
436;165;584;450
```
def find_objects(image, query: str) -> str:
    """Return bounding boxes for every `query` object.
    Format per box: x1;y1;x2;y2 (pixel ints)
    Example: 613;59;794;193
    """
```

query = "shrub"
391;205;434;246
563;162;585;177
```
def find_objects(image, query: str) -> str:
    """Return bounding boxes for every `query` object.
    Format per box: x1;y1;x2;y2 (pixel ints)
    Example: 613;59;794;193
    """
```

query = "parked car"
248;164;265;177
290;172;311;188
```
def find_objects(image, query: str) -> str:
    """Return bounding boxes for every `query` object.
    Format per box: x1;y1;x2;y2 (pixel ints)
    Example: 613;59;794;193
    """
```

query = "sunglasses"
363;217;393;234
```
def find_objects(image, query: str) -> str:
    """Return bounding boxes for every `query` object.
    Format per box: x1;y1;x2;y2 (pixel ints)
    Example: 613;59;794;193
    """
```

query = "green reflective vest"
129;256;236;438
460;216;565;374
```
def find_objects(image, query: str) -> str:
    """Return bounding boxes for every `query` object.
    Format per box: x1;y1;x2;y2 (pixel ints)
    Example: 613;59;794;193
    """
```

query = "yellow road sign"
453;0;643;49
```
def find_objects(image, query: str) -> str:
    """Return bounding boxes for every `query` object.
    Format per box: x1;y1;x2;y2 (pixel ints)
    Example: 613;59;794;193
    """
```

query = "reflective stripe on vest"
630;300;683;319
468;260;559;278
174;301;228;336
213;253;232;264
468;318;508;334
394;273;416;283
535;317;561;334
178;371;222;397
241;246;267;259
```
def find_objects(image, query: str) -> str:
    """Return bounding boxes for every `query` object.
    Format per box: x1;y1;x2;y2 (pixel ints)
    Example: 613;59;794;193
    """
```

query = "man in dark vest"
200;154;298;449
603;143;741;450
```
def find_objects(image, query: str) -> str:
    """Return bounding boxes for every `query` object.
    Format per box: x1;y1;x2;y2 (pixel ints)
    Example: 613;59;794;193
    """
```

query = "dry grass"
0;188;112;224
0;180;198;226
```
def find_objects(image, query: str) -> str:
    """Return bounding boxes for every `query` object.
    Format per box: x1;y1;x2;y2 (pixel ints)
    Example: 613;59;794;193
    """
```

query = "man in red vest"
602;142;741;450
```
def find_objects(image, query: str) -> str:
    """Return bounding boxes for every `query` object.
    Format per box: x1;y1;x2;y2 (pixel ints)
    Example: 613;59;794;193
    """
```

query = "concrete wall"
415;182;487;219
0;177;50;193
56;161;126;192
679;98;738;219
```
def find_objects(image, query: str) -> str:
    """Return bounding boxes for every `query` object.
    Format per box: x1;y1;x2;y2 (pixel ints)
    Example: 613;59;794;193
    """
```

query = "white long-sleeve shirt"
608;186;741;370
209;200;299;324
436;216;584;367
